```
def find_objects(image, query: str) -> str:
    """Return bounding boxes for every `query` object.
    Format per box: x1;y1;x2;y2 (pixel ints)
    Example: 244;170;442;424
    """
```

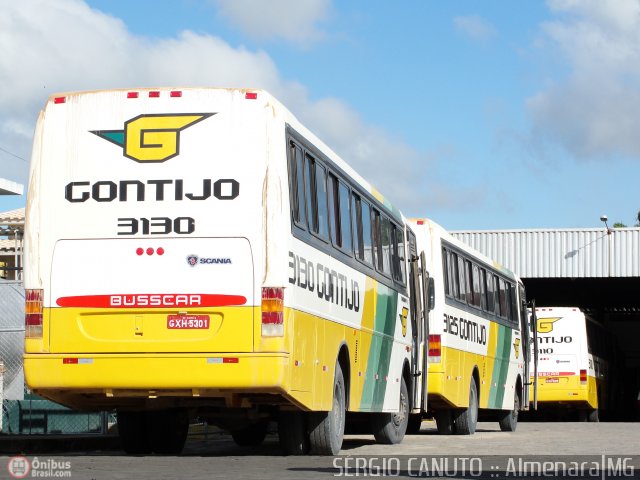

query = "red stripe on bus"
56;294;247;308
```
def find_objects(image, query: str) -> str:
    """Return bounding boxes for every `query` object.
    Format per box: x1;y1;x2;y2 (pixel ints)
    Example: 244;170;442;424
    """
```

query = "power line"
0;146;26;162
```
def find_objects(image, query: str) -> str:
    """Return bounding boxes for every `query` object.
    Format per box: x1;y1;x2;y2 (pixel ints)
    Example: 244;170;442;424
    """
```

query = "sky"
1;0;639;230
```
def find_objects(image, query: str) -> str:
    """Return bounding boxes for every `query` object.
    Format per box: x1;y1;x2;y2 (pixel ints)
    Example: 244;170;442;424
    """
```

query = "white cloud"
527;0;640;160
453;15;497;42
0;0;447;216
209;0;331;45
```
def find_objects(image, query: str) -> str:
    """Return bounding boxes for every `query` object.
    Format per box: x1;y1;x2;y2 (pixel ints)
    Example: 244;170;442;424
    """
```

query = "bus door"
524;296;539;410
408;230;429;412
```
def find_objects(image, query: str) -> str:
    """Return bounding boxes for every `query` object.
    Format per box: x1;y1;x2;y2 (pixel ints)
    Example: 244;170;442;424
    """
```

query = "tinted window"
361;201;374;265
288;143;307;226
314;163;329;239
328;174;339;246
442;249;450;296
393;225;406;283
471;263;481;308
338;182;353;253
380;216;392;275
457;255;467;303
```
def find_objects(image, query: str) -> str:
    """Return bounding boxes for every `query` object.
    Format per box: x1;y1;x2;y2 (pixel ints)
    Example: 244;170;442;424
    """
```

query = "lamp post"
600;215;612;277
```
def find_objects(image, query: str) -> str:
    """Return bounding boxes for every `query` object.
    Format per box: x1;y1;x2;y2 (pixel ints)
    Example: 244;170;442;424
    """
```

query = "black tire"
371;377;410;444
498;390;520;432
278;411;309;455
406;414;423;434
454;376;478;435
308;362;346;455
148;409;189;455
231;420;269;447
587;408;599;422
117;411;152;455
434;409;455;435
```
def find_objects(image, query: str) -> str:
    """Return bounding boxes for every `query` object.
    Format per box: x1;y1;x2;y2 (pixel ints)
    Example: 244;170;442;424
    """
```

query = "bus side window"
288;143;307;227
442;248;450;297
508;283;518;324
314;162;329;240
498;278;508;319
380;215;392;276
457;254;467;304
494;275;502;317
479;267;487;311
328;173;339;247
465;260;474;305
471;263;481;308
361;200;374;265
485;272;496;314
392;224;406;284
338;181;353;254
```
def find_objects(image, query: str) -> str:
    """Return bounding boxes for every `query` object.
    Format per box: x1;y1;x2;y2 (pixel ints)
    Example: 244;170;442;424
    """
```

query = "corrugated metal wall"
451;228;640;278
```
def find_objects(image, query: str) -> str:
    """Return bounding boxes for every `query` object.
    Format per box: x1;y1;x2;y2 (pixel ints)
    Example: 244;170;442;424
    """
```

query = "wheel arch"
337;341;351;411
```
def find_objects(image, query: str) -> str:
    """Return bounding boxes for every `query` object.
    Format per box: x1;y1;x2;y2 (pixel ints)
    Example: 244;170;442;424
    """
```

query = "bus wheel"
148;409;189;455
117;411;151;454
308;362;346;455
231;419;270;447
454;377;478;435
434;409;454;435
580;408;599;422
498;390;520;432
406;414;423;434
371;376;410;444
278;411;309;455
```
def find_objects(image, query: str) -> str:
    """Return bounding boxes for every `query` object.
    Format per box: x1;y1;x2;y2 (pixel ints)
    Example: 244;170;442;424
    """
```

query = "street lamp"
600;215;611;235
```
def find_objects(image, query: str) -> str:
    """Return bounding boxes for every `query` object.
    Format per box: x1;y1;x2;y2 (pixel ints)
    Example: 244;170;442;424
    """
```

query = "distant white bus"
532;307;614;421
408;218;535;434
24;88;414;455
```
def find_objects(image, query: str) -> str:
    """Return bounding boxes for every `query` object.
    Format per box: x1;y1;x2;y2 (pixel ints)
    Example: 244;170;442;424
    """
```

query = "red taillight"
261;287;284;337
580;369;587;384
25;289;43;338
170;91;182;97
127;92;139;98
149;91;160;98
245;92;258;100
428;334;441;362
53;96;66;104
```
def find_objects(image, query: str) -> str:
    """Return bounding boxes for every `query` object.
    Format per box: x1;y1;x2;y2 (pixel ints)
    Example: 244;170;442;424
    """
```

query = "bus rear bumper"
24;353;291;409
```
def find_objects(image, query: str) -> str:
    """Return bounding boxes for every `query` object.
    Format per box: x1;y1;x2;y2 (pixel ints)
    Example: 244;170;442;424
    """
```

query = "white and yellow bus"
24;88;414;455
532;306;615;421
407;218;535;434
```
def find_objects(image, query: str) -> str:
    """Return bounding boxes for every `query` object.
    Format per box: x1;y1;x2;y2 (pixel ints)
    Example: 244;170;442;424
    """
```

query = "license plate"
167;314;210;329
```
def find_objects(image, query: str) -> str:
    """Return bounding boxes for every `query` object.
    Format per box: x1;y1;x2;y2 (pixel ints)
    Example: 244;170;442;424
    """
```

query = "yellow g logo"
92;113;214;162
536;317;561;334
513;338;521;359
400;307;408;337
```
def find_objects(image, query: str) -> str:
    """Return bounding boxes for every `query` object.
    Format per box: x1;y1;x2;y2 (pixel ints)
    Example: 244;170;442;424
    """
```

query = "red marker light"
157;247;165;255
170;91;182;97
127;92;139;99
146;248;154;255
136;248;144;256
245;92;258;100
149;91;160;98
54;97;66;104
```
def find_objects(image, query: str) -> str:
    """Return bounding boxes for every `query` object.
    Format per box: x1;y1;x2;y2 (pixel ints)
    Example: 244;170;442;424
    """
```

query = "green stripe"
361;287;398;410
488;325;512;408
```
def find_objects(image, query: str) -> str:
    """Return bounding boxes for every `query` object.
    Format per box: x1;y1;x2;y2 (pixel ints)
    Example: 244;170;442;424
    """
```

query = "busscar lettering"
110;294;202;307
288;251;359;313
443;313;487;345
65;178;240;203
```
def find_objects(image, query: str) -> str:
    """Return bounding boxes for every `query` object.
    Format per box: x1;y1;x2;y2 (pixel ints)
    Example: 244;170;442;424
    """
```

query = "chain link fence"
0;281;111;435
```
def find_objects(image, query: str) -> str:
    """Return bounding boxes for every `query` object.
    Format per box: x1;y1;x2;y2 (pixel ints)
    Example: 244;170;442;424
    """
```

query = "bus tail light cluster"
428;334;441;363
261;287;284;337
25;289;44;338
580;369;587;384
